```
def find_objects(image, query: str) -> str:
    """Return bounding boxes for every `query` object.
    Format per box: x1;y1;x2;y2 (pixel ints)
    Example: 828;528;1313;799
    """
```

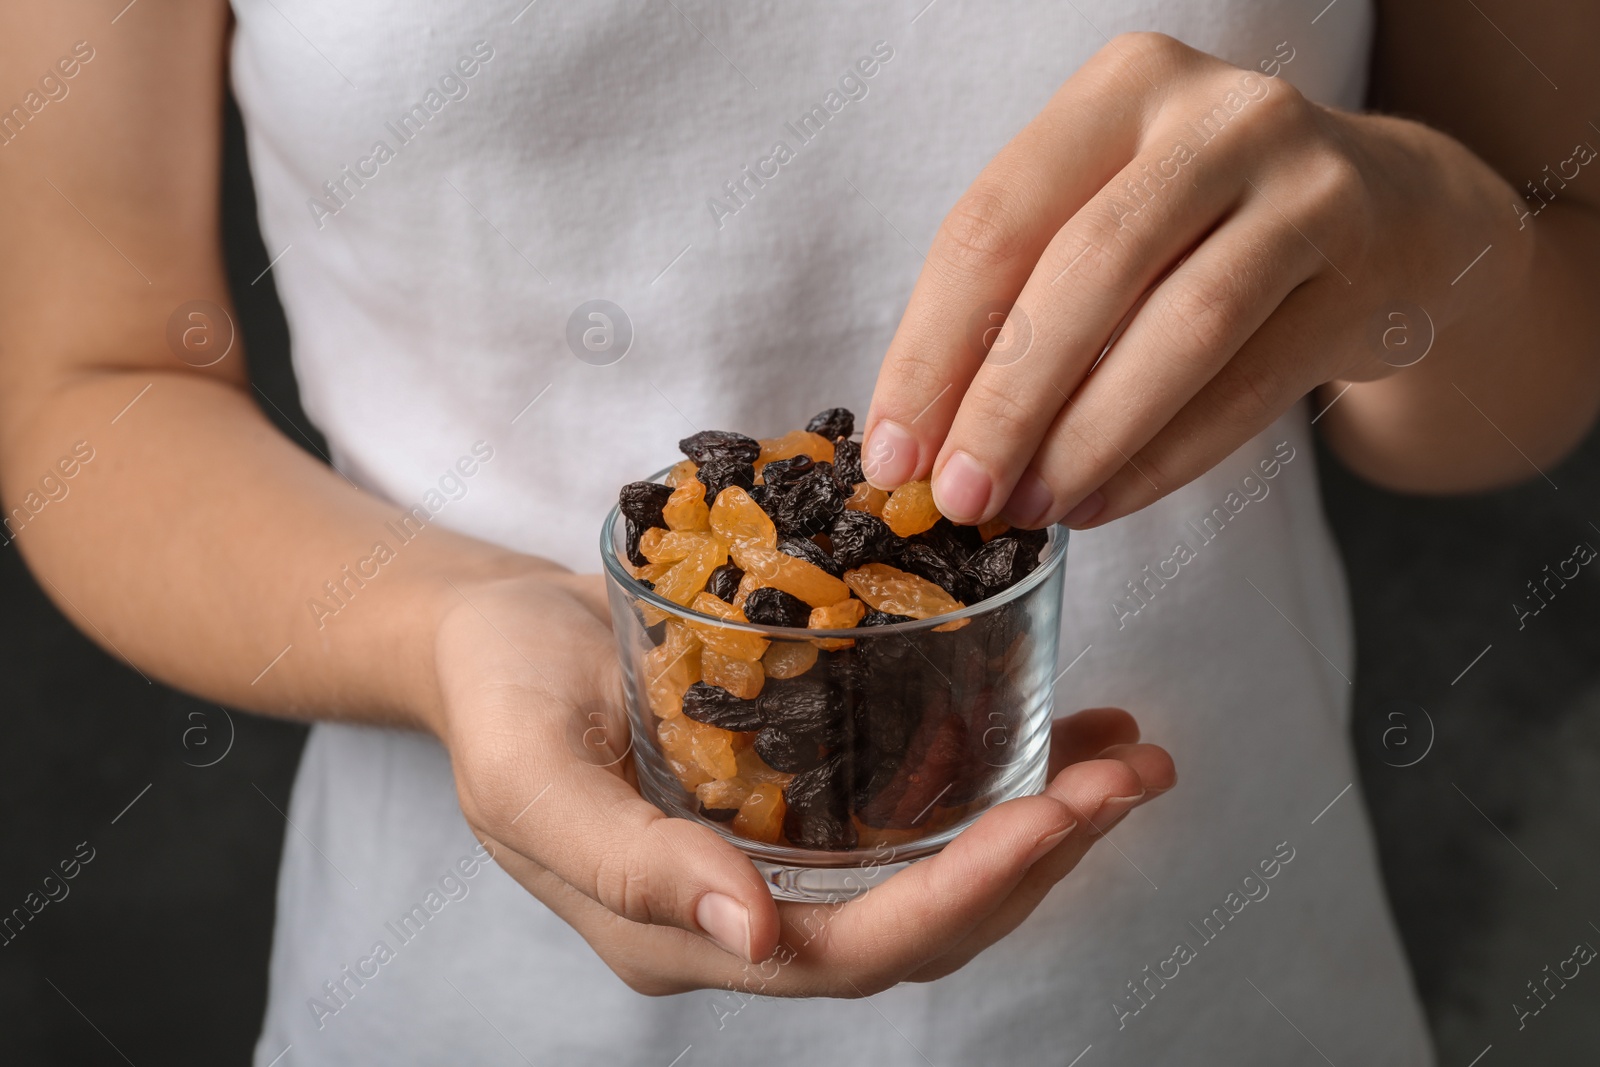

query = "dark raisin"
706;563;744;602
805;407;855;441
754;726;831;774
829;510;901;569
681;682;764;732
858;712;968;829
637;579;655;592
778;534;844;578
773;466;846;537
961;536;1041;601
678;430;761;466
912;518;975;567
624;516;648;567
760;455;816;486
757;675;846;738
853;693;918;756
619;481;674;526
695;457;755;502
895;543;969;602
742;586;812;628
830;437;864;487
748;483;785;515
859;609;915;626
1010;526;1050;554
782;753;858;850
700;804;740;822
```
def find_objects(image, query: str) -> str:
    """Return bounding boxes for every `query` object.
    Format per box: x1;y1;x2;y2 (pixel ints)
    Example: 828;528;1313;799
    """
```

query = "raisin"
757;675;845;739
701;648;765;699
754;726;831;774
777;535;845;579
679;430;761;466
748;483;785;515
696;457;756;502
733;781;786;843
742;586;813;628
697;777;752;823
760;455;816;486
681;681;765;732
830;510;901;569
624;517;648;566
912;518;976;567
881;480;942;537
709;486;777;549
853;694;919;757
1010;526;1050;554
805;408;854;440
858;712;969;829
653;538;727;605
894;543;969;603
706;563;744;602
960;535;1042;601
859;609;915;626
757;430;835;466
782;753;858;850
807;598;865;651
762;640;819;679
978;517;1011;541
844;562;965;619
773;465;846;537
619;481;674;526
662;479;710;532
830;437;864;486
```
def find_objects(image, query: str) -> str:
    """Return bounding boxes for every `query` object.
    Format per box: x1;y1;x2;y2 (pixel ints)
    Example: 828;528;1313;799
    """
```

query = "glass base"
753;855;916;902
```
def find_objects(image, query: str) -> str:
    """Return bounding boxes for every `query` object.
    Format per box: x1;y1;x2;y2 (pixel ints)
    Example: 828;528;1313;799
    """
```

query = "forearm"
1;367;549;735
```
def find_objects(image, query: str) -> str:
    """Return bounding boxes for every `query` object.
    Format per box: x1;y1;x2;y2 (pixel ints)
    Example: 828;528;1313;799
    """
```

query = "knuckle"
592;839;661;925
1211;358;1279;429
936;183;1029;271
1106;30;1188;69
1153;275;1239;357
962;376;1041;442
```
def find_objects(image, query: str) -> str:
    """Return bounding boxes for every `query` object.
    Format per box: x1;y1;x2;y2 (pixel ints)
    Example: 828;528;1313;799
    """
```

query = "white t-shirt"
232;1;1434;1063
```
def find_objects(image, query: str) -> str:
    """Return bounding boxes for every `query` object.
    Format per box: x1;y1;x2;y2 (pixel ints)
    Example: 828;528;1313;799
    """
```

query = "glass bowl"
599;469;1069;902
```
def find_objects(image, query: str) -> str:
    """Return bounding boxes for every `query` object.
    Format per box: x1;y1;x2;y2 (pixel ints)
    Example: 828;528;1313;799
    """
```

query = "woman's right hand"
434;569;1175;996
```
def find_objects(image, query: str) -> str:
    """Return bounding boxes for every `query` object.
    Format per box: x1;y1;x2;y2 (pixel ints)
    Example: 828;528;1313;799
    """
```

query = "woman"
2;1;1595;1063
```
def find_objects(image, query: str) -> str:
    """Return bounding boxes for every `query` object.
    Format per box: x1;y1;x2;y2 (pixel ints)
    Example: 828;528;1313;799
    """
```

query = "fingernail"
862;420;918;489
1003;470;1054;528
695;892;752;961
1024;823;1077;868
1061;491;1105;528
1089;792;1145;834
932;450;992;523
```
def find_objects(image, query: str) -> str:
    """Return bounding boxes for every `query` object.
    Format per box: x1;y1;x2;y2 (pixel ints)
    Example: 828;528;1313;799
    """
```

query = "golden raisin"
756;430;835;468
652;538;728;606
640;528;715;565
662;479;710;532
733;781;786;843
881;479;941;537
844;562;965;619
701;647;765;699
730;543;851;607
844;482;889;517
807;597;865;650
697;776;752;814
762;640;819;679
664;459;698;487
735;746;793;787
634;561;674;583
709;486;777;549
644;622;701;719
687;592;770;661
978;517;1011;541
658;717;712;789
685;717;739;781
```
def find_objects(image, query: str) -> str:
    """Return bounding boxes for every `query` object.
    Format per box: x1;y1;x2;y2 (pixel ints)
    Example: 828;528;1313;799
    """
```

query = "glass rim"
598;464;1070;637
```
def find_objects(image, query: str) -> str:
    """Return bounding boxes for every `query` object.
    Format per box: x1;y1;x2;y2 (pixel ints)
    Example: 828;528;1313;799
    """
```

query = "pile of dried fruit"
617;408;1049;851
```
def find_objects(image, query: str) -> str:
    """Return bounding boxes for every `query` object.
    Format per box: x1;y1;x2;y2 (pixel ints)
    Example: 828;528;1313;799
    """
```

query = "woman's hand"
434;570;1174;995
862;31;1524;525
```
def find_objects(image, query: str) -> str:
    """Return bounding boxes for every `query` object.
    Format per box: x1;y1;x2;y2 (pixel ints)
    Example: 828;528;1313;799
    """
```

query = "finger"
1047;706;1141;777
859;40;1172;491
997;189;1325;528
1071;276;1342;528
906;749;1170;981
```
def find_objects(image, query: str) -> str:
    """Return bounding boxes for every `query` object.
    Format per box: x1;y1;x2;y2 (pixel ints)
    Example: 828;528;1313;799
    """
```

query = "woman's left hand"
861;31;1519;527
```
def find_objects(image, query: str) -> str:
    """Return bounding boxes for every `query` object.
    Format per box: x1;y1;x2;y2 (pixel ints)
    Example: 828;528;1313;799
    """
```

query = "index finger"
860;39;1158;491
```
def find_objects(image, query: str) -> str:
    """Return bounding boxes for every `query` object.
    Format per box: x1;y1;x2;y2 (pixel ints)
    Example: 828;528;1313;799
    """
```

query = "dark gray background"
1;99;1596;1065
